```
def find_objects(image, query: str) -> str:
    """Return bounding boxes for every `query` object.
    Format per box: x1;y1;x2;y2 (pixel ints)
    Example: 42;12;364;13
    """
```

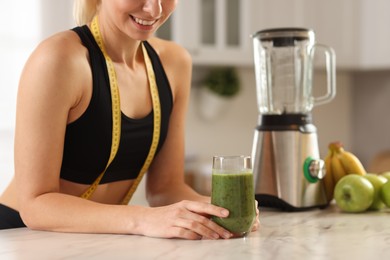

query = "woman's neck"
93;15;143;68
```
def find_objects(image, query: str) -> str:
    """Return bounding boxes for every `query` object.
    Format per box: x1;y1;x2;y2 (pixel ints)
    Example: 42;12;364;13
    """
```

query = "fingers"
173;200;260;238
142;201;235;240
168;227;202;240
173;217;219;240
251;200;260;232
180;200;229;218
176;200;233;239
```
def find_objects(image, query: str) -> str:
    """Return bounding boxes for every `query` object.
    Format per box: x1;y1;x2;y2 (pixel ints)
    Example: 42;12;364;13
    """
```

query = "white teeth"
133;16;155;26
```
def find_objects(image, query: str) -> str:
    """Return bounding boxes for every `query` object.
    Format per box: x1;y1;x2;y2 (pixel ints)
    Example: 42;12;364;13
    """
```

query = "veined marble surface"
0;205;389;260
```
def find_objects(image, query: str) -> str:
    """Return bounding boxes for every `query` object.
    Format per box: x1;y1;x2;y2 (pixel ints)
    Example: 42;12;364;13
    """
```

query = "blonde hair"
73;0;101;26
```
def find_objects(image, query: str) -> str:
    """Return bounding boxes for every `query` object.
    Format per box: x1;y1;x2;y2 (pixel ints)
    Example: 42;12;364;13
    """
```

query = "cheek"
115;0;139;13
160;0;177;25
162;0;178;16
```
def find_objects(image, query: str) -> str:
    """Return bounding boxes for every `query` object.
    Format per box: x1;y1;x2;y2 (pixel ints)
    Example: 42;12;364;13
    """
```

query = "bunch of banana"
323;149;335;202
323;141;367;202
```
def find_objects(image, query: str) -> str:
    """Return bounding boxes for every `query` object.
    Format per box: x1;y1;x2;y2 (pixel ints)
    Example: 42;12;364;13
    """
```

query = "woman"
0;0;259;239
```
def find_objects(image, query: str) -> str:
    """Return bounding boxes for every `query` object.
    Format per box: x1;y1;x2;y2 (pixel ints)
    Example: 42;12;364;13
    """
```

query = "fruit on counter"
329;142;366;176
381;171;390;181
323;141;367;202
331;151;347;184
323;149;335;202
380;181;390;208
363;173;387;210
334;174;374;213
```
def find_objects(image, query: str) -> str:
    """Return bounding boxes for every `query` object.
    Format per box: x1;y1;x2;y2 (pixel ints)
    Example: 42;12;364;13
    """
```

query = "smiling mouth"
130;15;157;26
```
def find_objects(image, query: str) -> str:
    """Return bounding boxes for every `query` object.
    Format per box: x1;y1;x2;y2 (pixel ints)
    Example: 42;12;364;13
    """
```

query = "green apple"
380;181;390;207
363;173;388;210
334;174;374;213
381;172;390;181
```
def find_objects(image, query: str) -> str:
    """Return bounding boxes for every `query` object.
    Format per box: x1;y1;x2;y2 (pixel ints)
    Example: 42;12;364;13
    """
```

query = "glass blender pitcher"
251;28;336;211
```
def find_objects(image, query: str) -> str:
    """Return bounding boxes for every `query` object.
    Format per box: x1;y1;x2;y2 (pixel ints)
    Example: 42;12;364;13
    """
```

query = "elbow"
146;188;167;207
18;199;48;231
19;204;39;230
145;190;158;207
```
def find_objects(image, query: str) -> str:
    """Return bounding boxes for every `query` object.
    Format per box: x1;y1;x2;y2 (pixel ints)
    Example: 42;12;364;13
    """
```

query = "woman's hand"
135;200;233;240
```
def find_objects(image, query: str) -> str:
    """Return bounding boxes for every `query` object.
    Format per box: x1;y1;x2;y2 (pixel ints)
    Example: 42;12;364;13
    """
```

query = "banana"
323;150;335;202
338;151;366;176
331;153;347;184
329;141;367;176
322;141;367;203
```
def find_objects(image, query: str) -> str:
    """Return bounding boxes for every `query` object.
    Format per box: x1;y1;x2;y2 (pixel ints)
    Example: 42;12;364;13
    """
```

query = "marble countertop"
1;204;389;260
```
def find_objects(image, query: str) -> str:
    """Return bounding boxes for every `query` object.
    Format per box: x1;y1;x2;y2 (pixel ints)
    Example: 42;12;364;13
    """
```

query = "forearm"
19;191;233;240
20;192;146;234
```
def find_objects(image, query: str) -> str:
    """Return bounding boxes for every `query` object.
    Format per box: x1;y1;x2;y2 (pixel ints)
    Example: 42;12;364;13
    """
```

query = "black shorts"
0;203;26;229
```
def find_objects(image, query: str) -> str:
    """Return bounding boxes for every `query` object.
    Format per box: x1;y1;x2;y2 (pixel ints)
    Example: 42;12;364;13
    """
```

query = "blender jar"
252;28;336;115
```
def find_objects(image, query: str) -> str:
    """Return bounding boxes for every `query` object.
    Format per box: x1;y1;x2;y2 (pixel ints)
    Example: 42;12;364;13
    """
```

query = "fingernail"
223;232;232;239
221;209;229;217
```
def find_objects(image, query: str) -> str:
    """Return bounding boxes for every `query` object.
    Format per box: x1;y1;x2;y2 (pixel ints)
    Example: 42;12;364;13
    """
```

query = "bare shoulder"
147;38;192;99
27;30;88;79
148;37;192;68
20;29;90;107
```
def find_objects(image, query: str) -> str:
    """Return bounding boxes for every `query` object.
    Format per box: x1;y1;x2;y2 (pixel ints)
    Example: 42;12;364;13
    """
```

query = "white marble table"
1;205;389;260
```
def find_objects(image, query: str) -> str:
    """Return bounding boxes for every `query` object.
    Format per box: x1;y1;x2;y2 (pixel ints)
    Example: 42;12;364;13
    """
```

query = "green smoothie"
211;171;256;237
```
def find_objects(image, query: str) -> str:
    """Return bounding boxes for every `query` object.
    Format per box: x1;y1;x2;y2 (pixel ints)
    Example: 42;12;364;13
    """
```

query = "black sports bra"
59;25;173;184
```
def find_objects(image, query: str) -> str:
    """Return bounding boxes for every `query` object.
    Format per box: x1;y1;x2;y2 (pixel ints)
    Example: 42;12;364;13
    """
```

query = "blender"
251;28;336;211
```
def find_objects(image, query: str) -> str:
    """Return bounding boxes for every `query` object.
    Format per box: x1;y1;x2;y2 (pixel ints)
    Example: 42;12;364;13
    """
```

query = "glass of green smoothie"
211;155;256;238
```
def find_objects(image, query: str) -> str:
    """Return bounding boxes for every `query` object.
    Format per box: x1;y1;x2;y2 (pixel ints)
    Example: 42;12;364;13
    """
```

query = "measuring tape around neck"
81;15;161;205
121;43;161;205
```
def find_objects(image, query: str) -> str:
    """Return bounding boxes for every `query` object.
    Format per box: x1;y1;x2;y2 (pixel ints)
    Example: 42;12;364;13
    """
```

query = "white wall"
353;71;390;168
0;0;73;129
0;2;40;130
185;67;258;160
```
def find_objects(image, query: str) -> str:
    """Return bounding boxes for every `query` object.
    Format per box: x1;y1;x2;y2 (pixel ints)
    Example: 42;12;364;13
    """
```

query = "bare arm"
14;31;134;233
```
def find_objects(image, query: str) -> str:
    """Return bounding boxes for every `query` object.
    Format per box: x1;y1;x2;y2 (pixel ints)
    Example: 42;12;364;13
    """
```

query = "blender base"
252;117;329;211
256;194;329;212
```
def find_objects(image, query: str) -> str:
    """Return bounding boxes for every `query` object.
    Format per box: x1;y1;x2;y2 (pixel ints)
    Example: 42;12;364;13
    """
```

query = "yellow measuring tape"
81;16;161;205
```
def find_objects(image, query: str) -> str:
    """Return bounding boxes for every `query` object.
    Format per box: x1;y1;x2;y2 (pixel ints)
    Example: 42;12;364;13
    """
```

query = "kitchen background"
1;0;390;200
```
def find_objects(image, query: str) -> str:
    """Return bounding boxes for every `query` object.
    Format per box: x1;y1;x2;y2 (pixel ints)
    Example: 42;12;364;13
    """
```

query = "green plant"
202;67;240;97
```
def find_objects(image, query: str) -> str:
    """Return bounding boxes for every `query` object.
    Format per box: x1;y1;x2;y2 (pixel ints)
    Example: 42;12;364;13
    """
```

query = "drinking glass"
211;155;256;238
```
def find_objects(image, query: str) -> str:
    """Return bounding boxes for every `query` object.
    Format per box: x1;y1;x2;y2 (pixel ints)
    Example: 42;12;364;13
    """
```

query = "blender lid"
252;27;315;46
